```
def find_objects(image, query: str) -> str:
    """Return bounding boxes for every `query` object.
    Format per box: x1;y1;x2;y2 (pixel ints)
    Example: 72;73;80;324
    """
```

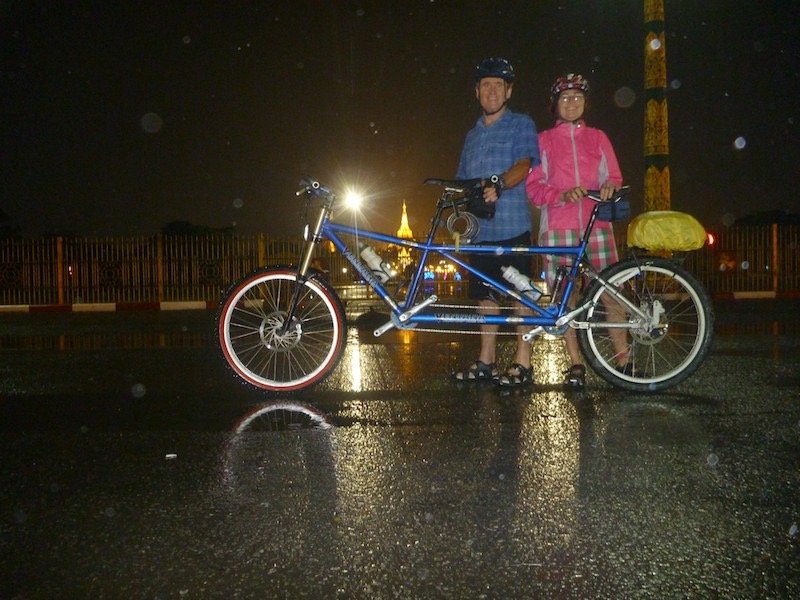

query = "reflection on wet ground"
0;299;798;597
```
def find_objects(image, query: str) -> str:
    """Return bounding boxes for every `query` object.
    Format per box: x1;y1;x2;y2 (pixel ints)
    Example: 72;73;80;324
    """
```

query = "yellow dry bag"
627;211;707;252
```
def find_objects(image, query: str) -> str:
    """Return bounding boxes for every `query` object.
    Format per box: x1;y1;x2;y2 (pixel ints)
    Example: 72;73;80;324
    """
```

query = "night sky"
3;1;799;237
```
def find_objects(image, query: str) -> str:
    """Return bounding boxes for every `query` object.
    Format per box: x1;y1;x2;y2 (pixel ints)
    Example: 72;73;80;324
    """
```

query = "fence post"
156;234;164;302
772;223;778;293
56;236;65;305
258;233;266;266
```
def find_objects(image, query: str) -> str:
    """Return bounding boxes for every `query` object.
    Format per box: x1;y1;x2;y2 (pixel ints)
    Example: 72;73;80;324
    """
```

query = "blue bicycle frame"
321;218;591;332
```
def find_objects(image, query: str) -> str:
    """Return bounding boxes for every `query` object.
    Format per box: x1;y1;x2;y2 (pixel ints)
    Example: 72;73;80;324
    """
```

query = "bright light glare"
344;190;363;209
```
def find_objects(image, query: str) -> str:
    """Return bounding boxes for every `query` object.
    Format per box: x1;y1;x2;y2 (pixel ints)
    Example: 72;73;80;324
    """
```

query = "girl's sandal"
450;360;498;382
563;364;586;389
495;363;534;387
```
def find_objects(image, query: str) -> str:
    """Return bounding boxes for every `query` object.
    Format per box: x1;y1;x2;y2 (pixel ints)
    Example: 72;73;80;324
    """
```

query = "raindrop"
706;453;719;466
649;38;662;51
182;35;191;44
131;383;147;398
670;79;681;90
721;213;736;227
104;507;116;517
232;197;244;209
14;509;27;523
733;136;747;150
296;62;304;70
355;8;365;17
789;523;798;538
614;86;636;109
141;112;163;134
741;260;750;270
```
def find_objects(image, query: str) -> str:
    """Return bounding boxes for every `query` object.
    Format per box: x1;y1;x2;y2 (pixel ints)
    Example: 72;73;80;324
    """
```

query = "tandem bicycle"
217;176;714;393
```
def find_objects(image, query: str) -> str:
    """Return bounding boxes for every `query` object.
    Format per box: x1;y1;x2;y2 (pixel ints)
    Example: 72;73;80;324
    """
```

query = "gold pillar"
644;0;670;211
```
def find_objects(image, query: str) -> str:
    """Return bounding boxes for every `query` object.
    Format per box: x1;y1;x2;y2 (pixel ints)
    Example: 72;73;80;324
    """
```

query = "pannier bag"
596;199;631;222
627;211;707;252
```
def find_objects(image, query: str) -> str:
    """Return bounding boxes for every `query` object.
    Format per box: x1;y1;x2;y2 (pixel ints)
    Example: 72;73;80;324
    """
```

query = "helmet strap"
482;101;507;117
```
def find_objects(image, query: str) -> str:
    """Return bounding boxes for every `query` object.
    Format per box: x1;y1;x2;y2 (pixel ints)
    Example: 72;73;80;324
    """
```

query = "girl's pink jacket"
525;120;622;237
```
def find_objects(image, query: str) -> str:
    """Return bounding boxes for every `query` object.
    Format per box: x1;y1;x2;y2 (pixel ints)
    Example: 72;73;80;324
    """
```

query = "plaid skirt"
539;225;618;285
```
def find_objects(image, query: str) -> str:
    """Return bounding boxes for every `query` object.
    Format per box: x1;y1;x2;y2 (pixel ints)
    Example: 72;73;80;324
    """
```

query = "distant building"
394;201;415;271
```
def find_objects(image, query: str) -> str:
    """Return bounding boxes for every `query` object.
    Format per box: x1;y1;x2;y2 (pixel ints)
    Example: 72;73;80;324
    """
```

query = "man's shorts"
467;231;532;301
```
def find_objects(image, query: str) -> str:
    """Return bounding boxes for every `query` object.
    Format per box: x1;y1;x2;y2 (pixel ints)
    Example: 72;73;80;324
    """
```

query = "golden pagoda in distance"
395;201;414;272
396;201;413;239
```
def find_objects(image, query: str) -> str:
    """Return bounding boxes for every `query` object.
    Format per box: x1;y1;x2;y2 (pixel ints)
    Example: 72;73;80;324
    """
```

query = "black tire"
577;257;714;392
217;267;346;392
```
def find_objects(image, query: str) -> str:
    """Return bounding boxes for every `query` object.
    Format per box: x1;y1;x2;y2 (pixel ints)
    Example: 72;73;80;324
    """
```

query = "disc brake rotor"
261;311;303;351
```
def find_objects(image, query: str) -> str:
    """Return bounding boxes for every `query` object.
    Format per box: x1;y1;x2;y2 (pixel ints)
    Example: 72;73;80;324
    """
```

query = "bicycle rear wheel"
218;267;346;392
577;256;714;392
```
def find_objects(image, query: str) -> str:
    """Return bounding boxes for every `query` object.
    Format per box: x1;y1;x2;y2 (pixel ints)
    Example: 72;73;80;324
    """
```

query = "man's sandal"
495;363;534;388
450;360;498;382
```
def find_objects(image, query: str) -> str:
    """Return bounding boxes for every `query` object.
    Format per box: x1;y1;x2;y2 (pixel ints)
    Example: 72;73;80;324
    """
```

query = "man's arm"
483;158;532;202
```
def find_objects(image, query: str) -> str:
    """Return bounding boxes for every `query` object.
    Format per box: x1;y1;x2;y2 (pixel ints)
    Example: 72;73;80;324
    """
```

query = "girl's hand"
599;182;619;201
560;186;587;203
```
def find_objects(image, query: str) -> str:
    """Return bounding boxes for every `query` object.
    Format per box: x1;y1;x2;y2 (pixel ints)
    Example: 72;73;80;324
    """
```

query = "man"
450;57;540;387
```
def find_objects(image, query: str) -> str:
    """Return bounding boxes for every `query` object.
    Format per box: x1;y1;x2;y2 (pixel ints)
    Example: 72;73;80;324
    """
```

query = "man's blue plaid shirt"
456;109;539;242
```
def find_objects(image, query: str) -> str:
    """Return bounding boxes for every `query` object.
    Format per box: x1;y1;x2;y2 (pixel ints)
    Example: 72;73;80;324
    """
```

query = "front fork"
281;203;330;334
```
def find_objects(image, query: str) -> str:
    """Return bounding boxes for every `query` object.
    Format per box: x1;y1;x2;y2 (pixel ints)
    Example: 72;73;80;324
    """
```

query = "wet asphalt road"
1;299;799;599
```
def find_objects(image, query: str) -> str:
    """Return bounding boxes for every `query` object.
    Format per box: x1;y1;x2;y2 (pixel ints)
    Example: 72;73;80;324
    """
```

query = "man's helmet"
475;58;515;83
550;73;589;102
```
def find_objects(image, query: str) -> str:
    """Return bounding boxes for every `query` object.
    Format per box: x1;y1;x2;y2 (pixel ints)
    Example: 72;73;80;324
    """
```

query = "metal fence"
683;224;800;295
1;224;797;307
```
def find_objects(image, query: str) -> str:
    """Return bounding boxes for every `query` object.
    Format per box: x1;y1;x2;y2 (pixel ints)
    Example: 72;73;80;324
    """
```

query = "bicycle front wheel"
218;268;346;392
577;256;714;392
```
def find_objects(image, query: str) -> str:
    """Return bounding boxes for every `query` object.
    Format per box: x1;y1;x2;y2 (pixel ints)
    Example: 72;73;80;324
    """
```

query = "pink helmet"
550;73;589;109
550;73;589;113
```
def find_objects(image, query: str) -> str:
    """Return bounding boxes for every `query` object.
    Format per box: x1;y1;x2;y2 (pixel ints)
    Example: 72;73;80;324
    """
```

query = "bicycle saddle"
424;178;481;193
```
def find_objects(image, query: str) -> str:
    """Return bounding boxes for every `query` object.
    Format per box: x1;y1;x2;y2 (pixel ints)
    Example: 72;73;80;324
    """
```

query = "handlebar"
585;186;630;203
296;175;334;198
